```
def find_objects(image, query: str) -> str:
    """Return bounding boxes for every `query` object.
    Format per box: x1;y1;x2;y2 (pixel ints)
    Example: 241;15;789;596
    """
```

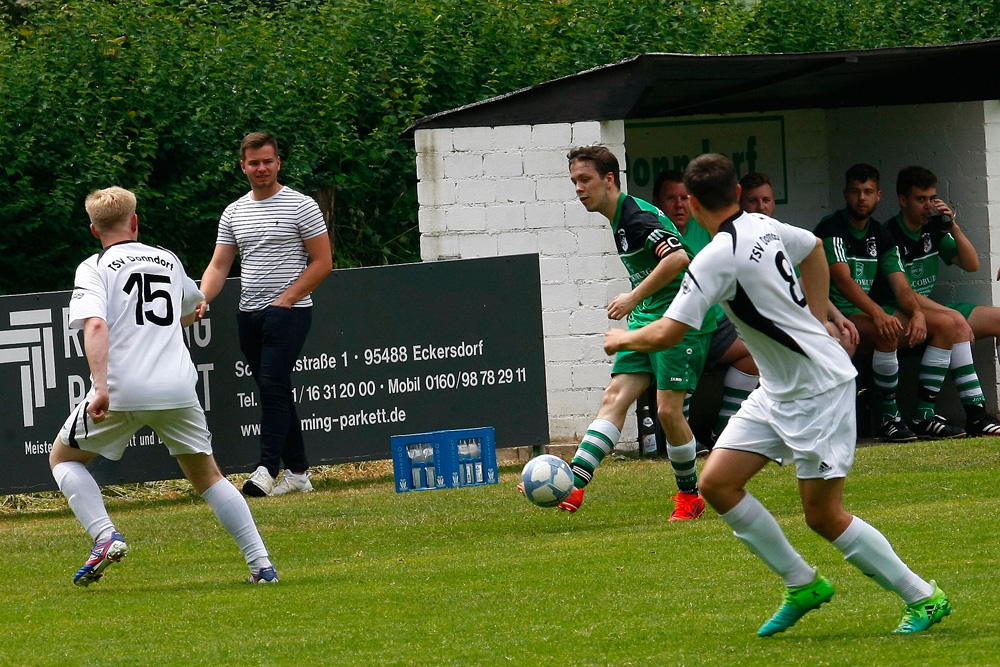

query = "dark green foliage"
2;0;998;294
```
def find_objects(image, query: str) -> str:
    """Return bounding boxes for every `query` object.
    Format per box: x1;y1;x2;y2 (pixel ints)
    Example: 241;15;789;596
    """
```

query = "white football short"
714;379;857;480
58;402;213;460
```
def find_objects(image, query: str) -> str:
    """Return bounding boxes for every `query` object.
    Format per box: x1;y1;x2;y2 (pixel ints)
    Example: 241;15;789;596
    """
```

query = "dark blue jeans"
237;305;312;477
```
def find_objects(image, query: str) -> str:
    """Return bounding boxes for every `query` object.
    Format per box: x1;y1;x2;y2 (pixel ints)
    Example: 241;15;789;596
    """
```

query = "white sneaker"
242;466;275;497
271;470;314;496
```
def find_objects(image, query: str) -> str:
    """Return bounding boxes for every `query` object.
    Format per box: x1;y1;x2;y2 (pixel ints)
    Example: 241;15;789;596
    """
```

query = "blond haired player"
50;187;277;585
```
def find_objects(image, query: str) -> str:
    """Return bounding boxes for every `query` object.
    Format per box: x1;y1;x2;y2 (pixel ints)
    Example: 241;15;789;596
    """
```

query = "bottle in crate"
468;438;484;483
636;389;657;457
423;445;436;488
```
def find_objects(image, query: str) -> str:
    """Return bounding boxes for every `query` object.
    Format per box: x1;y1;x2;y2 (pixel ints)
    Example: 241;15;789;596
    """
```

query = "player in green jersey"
816;164;929;441
817;164;970;440
557;146;712;521
881;166;1000;437
653;170;759;450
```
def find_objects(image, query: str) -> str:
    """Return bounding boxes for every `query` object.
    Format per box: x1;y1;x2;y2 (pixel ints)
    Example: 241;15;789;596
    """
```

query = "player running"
555;146;713;520
605;154;950;636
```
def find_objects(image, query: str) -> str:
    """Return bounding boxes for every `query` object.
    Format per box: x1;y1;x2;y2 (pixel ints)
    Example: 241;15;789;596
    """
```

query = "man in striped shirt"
198;132;333;497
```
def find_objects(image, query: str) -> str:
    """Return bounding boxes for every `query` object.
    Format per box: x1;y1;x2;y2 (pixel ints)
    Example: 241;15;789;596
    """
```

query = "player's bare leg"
562;372;650;512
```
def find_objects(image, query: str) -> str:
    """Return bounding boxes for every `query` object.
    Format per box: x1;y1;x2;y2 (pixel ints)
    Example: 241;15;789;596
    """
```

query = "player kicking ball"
604;155;950;636
49;187;277;586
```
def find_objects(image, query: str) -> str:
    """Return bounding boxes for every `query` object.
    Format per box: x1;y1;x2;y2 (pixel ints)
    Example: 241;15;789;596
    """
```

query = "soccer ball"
520;455;574;507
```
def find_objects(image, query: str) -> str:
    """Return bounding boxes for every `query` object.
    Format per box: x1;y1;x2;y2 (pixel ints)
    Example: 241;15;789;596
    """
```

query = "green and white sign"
624;116;787;204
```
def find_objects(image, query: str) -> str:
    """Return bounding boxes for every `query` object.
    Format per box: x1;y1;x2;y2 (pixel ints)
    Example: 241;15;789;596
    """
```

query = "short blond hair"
85;186;136;233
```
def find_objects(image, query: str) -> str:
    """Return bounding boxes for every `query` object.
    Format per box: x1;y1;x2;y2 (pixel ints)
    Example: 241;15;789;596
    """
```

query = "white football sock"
721;493;815;587
202;478;270;568
52;461;115;542
832;516;934;604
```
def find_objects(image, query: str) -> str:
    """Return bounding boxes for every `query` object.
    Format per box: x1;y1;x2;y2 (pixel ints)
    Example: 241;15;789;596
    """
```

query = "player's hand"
905;311;927;347
194;300;209;320
604;328;626;355
838;317;860;346
873;310;903;343
607;292;638;321
962;318;975;345
931;197;954;219
87;389;110;423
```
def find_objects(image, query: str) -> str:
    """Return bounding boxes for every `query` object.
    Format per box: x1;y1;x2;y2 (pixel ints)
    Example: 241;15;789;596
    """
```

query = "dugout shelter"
405;38;1000;444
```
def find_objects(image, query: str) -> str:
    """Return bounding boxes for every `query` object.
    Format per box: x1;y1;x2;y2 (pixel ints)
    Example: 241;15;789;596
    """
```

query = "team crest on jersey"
922;233;932;254
854;262;865;280
618;228;628;252
911;262;924;279
866;237;877;257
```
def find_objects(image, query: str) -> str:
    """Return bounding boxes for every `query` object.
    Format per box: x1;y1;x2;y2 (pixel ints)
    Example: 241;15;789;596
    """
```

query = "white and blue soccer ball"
520;455;574;507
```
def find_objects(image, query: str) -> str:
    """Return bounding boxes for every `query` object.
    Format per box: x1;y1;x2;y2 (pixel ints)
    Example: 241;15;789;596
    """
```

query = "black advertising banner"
0;254;549;494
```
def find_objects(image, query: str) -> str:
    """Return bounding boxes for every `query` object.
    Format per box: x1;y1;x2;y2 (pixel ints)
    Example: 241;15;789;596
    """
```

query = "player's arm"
828;263;876;316
607;239;688;320
945;217;979;273
197;243;238;318
82;317;111;422
604;316;692;355
797;240;831;325
272;232;333;308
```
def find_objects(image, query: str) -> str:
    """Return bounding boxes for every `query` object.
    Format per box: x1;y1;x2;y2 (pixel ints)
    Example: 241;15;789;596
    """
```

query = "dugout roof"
404;38;1000;134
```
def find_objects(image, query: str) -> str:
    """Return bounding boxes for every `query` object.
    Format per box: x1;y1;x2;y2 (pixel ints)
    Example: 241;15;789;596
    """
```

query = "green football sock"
872;350;901;423
569;419;620;488
914;346;950;422
950;341;986;409
666;438;698;494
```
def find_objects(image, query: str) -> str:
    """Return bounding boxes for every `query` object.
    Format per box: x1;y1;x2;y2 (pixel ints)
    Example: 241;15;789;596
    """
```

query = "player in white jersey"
49;187;277;586
198;132;332;497
604;154;950;637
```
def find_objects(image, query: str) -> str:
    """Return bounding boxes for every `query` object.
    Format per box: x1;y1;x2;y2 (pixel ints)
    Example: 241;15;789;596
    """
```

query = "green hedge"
1;0;997;294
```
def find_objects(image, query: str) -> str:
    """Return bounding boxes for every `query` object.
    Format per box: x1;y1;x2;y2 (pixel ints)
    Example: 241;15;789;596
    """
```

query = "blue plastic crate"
391;427;498;493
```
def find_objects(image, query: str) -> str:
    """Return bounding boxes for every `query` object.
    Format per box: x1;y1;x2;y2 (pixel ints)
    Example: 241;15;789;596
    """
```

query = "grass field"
2;439;998;666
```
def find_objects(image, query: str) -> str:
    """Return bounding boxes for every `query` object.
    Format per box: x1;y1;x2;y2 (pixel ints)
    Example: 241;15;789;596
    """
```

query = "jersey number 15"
123;273;174;326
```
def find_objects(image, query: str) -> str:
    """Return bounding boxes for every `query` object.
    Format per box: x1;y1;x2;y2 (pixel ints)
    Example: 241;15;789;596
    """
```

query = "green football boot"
757;573;835;637
893;581;951;634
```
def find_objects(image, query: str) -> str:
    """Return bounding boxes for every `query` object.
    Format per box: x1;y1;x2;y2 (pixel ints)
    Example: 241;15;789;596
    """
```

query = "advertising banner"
0;254;548;494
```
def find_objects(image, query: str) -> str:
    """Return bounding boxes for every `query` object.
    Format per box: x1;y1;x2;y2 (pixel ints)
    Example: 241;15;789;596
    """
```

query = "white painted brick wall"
538;256;569;284
445;206;486;232
443;153;483;179
497;231;539;256
493;125;533;149
525;202;567;229
452;126;493;152
483;152;523;177
457;233;498;257
496;178;536;203
455;179;496;205
485;205;525;231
